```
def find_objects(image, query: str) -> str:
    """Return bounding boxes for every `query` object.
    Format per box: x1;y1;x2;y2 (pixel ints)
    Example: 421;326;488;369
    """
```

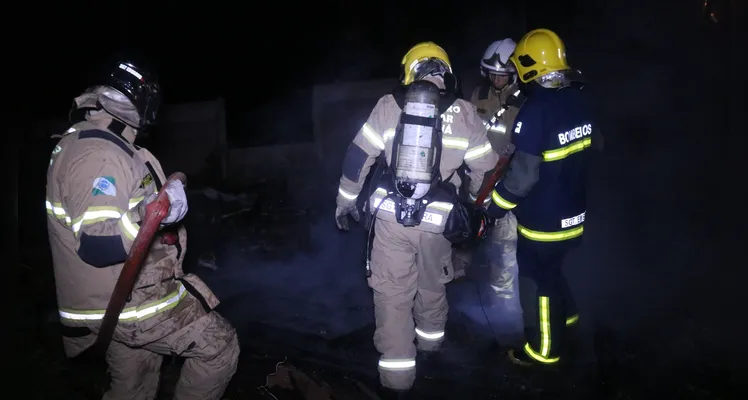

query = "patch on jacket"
92;176;116;196
140;173;154;189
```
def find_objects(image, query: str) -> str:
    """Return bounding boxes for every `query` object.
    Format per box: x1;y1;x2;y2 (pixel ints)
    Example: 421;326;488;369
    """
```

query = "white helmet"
480;39;517;83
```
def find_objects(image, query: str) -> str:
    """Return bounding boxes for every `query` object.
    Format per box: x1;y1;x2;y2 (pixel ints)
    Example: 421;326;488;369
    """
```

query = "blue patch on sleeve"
342;143;369;182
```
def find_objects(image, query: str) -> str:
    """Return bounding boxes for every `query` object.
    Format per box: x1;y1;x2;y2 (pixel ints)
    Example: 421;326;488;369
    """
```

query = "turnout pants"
103;306;240;400
486;211;518;299
368;219;454;391
451;211;518;300
517;236;579;364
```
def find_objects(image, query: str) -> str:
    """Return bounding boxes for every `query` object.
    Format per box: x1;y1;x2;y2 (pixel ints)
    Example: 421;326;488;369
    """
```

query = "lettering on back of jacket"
557;123;593;146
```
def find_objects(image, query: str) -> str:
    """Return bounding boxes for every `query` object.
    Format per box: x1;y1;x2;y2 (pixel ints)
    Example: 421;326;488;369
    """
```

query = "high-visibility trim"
382;129;395;141
118;212;140;240
338;187;358;200
464;141;493;160
378;358;416;370
59;282;188;323
523;343;560;364
415;327;445;341
129;196;144;210
442;137;469;150
488;123;507;134
566;314;579;326
426;201;453;212
72;206;123;234
523;296;560;364
518;224;583;242
362;123;385;150
46;200;66;217
371;195;447;226
491;190;517;210
543;137;591;162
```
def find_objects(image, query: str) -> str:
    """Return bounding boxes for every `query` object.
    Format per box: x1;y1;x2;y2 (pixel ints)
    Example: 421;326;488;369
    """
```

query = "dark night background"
10;0;746;398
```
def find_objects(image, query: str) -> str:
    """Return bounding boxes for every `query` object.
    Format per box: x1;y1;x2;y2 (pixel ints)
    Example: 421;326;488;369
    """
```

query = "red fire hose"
473;143;515;207
94;172;187;355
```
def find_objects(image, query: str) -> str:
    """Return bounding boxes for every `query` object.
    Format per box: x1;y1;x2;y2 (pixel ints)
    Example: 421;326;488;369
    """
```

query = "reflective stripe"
426;201;453;212
442;137;469;150
523;296;560;364
129;196;144;210
45;200;66;217
371;196;447;226
362;123;385;150
338;187;358;200
464;141;493;160
119;212;140;240
378;358;416;370
382;129;395;141
491;190;517;210
415;327;445;341
72;207;123;233
488;124;507;134
524;343;560;364
543;137;591;162
518;224;583;242
566;314;579;326
59;282;188;322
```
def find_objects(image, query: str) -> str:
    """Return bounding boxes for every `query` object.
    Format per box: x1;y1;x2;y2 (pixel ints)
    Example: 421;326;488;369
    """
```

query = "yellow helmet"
510;29;570;83
401;42;453;85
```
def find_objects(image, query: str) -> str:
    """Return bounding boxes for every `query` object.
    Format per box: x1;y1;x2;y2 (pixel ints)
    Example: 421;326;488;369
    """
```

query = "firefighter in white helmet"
453;39;524;307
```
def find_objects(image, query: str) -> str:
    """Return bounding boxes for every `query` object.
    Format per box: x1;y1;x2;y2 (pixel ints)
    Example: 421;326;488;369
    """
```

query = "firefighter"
46;60;239;399
334;42;498;392
452;39;524;307
484;29;591;366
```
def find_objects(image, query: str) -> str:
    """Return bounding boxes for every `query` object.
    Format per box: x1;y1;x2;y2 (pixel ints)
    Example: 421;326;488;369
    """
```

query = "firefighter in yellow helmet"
334;42;498;393
483;29;593;367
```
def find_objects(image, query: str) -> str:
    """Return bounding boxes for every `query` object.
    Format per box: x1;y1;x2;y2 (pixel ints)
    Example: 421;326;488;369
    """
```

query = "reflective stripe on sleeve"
362;123;385;150
491;190;517;210
72;207;123;234
464;141;493;160
338;187;358;200
415;327;445;341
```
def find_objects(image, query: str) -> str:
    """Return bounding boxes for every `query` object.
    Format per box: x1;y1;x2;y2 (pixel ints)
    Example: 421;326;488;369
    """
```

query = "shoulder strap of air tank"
391;84;408;109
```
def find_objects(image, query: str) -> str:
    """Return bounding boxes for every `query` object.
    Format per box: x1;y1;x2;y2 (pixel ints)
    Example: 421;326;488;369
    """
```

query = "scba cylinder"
394;80;442;199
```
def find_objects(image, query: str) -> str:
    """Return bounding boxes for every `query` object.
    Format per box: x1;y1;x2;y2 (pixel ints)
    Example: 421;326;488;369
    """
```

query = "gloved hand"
335;203;360;231
135;180;189;226
161;180;189;224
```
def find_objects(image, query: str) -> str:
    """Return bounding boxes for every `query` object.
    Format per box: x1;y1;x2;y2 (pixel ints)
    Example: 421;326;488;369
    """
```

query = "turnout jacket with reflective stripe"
46;115;194;339
336;93;498;234
470;81;522;154
487;85;593;241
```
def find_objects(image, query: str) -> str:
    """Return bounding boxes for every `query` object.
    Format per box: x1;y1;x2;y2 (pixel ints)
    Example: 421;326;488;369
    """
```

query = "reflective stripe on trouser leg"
370;220;418;391
413;230;451;352
560;272;579;326
516;237;569;364
523;296;561;364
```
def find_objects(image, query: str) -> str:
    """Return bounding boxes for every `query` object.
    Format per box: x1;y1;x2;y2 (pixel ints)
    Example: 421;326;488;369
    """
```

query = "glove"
335;203;360;231
135;180;188;226
161;180;188;224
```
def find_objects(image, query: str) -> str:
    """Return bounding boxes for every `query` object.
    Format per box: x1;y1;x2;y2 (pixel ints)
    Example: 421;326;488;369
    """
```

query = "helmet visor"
412;58;450;81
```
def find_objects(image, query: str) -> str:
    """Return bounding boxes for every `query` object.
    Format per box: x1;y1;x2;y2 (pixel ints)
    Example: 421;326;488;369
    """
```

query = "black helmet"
105;60;161;127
